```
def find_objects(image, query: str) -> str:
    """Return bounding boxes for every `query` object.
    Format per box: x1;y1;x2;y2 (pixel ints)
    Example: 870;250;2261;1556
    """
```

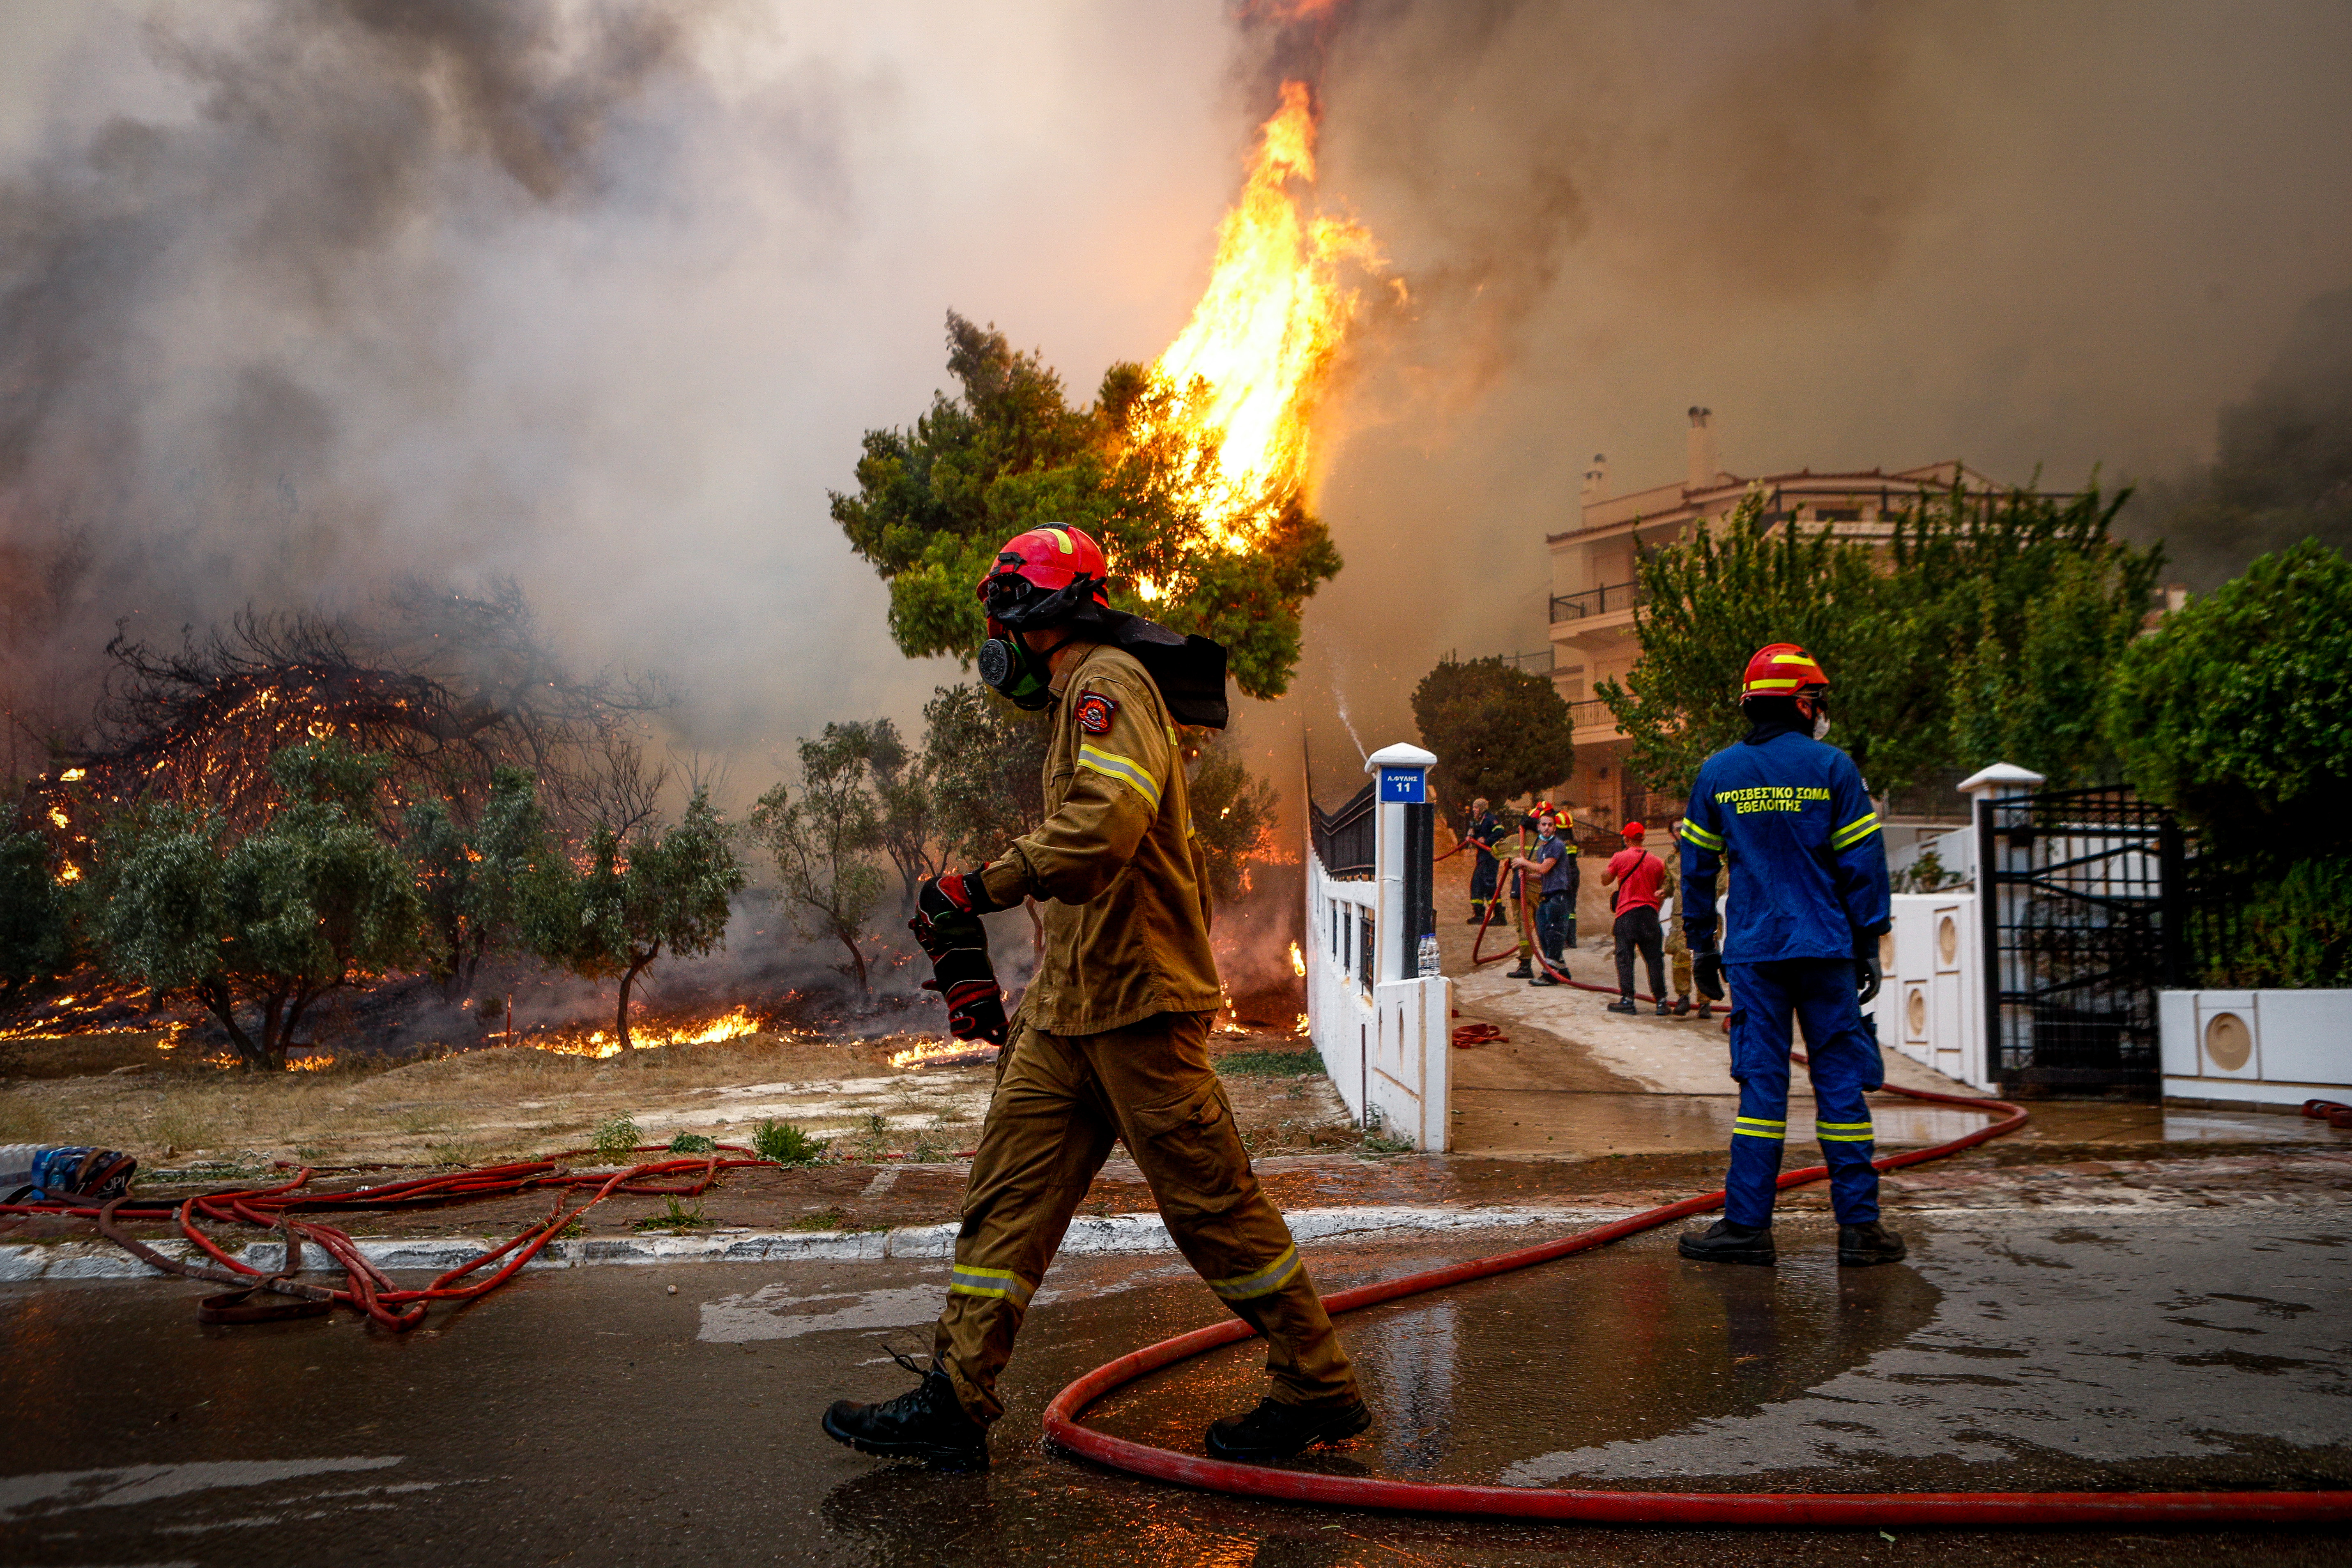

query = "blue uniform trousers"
1535;891;1574;965
1469;857;1498;911
1723;958;1884;1229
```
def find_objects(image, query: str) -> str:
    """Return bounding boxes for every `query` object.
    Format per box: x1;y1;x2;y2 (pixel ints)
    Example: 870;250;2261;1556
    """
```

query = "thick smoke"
0;0;1243;780
1236;0;2352;797
2127;287;2352;588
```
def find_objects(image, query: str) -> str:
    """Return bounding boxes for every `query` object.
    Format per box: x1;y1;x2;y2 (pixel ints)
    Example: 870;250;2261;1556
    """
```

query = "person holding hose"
822;524;1367;1471
1675;643;1903;1269
1464;797;1506;925
1509;809;1576;984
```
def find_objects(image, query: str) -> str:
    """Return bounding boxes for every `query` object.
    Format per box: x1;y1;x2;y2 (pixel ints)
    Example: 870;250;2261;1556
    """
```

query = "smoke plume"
1248;0;2352;795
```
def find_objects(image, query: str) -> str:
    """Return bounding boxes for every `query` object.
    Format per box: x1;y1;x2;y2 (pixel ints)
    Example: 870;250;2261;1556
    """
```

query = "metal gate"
1981;786;2189;1098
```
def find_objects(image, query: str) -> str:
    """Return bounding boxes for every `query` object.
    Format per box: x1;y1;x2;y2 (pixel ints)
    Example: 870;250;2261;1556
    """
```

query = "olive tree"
85;739;419;1071
404;765;570;1003
550;787;746;1052
748;728;891;993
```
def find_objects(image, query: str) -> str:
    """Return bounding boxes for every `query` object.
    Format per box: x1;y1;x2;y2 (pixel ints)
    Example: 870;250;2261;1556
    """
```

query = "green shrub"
2106;540;2352;861
753;1118;828;1166
591;1113;642;1162
631;1197;709;1232
2218;857;2352;988
666;1132;717;1154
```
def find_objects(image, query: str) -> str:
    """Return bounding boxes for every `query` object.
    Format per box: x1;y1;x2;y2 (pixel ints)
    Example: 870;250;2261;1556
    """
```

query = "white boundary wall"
1872;822;1992;1091
1303;745;1452;1151
2160;990;2352;1109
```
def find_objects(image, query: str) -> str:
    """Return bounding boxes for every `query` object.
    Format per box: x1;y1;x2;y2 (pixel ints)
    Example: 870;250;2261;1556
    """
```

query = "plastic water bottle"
1417;931;1442;978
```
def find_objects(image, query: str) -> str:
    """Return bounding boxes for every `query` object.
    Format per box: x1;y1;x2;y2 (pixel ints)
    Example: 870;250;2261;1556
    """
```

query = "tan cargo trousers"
931;1010;1359;1424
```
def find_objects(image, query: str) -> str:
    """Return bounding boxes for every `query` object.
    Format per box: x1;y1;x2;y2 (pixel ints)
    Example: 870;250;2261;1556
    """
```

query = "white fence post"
1302;745;1451;1151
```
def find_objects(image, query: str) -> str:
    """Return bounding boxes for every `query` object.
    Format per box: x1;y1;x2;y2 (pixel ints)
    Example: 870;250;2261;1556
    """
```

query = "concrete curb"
0;1205;1630;1285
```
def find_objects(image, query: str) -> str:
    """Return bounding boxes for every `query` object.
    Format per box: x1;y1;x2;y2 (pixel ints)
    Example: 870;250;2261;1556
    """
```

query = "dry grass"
1;1030;926;1168
0;1024;1359;1170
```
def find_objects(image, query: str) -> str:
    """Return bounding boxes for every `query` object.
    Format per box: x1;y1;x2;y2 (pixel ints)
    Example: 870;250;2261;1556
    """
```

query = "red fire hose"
1044;1079;2348;1524
8;1144;774;1330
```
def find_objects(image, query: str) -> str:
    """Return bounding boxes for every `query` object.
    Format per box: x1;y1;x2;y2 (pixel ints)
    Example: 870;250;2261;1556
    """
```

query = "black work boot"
1678;1219;1776;1266
1605;997;1636;1014
822;1351;990;1470
1837;1221;1908;1267
1504;960;1533;979
1205;1395;1372;1462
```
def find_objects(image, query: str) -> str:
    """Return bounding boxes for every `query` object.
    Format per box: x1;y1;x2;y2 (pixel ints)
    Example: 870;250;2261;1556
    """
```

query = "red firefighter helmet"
1740;643;1830;703
976;524;1111;632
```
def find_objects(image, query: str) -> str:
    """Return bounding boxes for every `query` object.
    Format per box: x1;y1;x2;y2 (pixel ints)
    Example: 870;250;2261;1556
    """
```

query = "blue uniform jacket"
1678;729;1891;963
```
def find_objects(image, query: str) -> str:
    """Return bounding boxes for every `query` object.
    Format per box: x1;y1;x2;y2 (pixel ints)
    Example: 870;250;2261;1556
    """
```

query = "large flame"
1135;80;1380;553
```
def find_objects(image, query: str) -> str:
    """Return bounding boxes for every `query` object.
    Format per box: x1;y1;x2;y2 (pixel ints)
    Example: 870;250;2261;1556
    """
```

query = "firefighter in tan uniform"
822;525;1368;1471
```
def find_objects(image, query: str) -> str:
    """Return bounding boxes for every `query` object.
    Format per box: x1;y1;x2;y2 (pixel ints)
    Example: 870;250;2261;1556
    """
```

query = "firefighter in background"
1511;809;1577;984
1675;643;1904;1268
1464;797;1506;925
822;525;1367;1471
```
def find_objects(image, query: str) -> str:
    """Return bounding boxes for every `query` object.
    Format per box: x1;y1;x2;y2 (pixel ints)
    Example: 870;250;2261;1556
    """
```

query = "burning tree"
547;788;746;1053
833;85;1374;700
404;766;571;1003
1188;737;1279;907
83;739;419;1071
0;830;73;1008
69;585;667;838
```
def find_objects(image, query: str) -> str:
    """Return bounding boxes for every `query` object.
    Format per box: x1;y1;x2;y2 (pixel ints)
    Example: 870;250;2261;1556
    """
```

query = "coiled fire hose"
5;1146;772;1329
1043;1077;2348;1524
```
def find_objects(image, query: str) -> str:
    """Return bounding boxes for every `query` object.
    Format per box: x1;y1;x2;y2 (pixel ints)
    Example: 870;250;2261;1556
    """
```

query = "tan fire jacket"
975;641;1224;1034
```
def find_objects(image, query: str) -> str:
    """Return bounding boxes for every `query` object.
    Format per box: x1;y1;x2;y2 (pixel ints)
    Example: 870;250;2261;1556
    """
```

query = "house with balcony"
1549;408;2009;830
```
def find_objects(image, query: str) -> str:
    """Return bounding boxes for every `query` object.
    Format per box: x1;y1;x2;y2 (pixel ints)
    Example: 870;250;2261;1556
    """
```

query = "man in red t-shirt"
1601;822;1669;1016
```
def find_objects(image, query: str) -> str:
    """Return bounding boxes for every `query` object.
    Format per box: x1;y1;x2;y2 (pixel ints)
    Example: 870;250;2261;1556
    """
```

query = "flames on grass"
524;1004;766;1059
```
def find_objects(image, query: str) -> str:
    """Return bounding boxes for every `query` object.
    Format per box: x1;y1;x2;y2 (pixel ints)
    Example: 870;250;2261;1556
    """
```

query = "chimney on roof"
1581;453;1609;507
1686;407;1716;491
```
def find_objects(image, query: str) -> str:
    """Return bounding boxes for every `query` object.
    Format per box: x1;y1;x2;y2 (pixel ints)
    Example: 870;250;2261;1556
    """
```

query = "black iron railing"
1980;786;2188;1099
1311;780;1376;880
1550;581;1649;622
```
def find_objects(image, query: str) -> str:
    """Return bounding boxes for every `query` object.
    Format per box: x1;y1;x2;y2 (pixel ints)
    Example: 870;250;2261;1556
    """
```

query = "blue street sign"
1378;766;1427;804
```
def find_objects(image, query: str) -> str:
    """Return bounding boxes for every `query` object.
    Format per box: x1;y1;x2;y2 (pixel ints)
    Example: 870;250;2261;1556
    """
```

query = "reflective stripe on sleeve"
1815;1120;1876;1143
1075;744;1163;811
948;1264;1036;1307
1733;1117;1787;1140
1830;813;1881;850
1208;1243;1303;1302
1680;820;1725;851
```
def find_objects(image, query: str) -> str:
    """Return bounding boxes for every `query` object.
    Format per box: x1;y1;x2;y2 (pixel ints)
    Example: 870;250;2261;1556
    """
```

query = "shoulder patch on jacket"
1073;693;1117;735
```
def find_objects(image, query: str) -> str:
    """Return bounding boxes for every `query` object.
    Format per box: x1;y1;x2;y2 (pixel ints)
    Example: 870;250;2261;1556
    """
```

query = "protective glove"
911;873;1010;1045
1855;935;1884;1006
1690;942;1725;1002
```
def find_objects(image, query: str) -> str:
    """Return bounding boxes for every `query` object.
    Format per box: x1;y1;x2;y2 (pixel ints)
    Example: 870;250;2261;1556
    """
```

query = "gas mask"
978;633;1054;710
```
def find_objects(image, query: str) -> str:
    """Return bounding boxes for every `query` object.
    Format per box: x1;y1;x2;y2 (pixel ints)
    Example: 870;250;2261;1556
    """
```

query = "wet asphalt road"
3;1206;2347;1568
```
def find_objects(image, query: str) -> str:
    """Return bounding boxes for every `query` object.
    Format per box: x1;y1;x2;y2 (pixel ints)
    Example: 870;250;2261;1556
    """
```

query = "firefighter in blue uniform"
1675;643;1905;1268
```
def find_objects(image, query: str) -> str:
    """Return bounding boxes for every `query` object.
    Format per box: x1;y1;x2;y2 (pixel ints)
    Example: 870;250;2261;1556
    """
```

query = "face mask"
978;635;1054;710
1812;710;1832;741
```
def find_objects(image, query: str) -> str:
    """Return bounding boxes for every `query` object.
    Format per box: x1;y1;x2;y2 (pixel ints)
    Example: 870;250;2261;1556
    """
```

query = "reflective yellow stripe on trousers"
948;1264;1036;1307
1208;1243;1302;1302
